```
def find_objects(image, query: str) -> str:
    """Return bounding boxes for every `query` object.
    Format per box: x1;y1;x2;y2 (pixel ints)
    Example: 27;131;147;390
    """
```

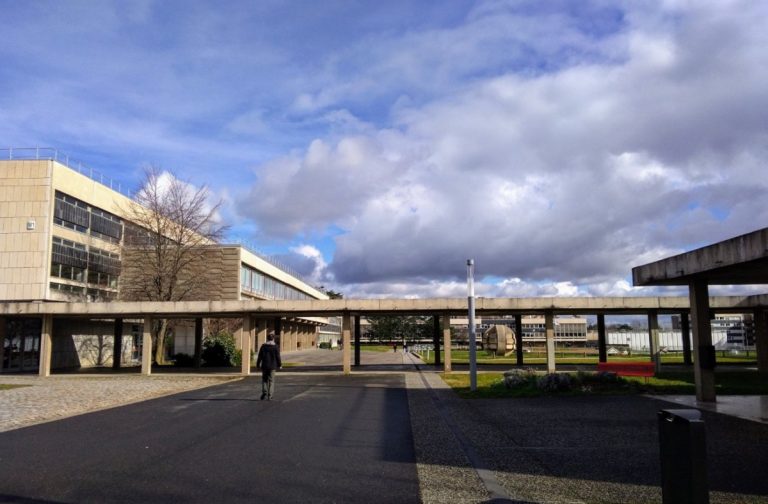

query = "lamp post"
467;259;477;391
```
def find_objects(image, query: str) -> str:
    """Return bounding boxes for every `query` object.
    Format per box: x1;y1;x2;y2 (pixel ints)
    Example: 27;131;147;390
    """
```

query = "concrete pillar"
755;309;768;374
681;313;692;365
354;315;361;367
342;313;352;375
442;313;452;373
432;315;441;366
545;311;556;374
142;318;153;376
648;310;661;374
193;317;203;369
257;319;268;350
690;280;715;402
597;314;607;363
274;318;283;351
241;315;252;376
38;315;53;377
113;318;123;370
515;314;524;366
0;316;7;372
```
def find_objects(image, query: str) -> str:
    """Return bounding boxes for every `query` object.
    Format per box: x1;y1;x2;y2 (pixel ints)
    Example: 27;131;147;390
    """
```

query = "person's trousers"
261;369;276;399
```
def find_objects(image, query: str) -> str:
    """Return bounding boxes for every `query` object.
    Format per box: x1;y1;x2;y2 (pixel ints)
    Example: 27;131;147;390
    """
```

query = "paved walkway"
2;350;767;503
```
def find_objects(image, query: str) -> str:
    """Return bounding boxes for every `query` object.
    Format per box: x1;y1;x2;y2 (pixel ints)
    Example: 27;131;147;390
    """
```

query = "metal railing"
1;147;130;196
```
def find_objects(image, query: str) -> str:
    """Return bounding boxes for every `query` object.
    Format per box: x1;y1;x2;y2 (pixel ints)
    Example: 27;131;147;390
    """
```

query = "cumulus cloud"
235;0;768;298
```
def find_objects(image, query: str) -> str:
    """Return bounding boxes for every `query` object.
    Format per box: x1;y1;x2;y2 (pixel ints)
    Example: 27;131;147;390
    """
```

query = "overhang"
632;227;768;286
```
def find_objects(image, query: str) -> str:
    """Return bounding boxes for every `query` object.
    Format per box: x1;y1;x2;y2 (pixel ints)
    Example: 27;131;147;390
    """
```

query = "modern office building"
480;315;588;343
0;151;328;372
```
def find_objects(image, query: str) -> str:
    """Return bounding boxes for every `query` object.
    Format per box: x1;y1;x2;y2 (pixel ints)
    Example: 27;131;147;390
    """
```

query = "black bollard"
658;409;709;504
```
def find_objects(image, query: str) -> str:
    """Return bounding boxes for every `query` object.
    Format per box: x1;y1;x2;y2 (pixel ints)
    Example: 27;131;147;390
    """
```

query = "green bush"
536;372;573;392
232;348;255;367
319;342;331;349
173;352;194;367
202;332;236;367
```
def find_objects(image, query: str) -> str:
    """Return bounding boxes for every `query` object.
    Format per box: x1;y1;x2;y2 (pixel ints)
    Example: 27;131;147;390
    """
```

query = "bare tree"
119;166;228;364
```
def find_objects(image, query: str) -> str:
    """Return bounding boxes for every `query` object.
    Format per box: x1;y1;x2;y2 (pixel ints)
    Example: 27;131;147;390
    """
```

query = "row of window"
240;265;312;301
54;191;123;243
49;282;116;301
50;237;120;289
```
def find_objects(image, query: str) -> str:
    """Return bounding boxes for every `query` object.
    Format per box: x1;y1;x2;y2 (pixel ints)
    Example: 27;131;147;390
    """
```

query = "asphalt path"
0;373;419;504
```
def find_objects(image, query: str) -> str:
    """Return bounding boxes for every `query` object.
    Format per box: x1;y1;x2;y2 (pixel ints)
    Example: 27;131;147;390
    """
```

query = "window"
53;191;123;242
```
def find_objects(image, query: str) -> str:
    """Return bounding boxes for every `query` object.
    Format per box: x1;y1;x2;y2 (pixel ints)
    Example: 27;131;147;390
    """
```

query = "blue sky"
2;0;767;298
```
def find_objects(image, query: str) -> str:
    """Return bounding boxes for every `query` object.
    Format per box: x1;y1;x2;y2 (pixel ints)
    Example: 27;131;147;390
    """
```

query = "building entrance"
1;319;41;373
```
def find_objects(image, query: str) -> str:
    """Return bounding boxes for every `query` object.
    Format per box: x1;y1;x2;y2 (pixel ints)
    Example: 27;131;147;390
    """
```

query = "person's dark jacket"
256;341;281;371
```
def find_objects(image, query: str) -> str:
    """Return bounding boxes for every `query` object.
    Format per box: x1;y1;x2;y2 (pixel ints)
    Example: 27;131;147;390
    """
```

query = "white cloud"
237;1;768;298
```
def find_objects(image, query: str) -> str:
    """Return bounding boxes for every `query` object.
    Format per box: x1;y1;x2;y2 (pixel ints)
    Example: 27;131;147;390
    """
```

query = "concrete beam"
2;295;767;319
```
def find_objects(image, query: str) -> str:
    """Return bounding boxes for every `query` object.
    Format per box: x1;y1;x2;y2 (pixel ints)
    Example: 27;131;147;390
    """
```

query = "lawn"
442;370;768;399
416;349;757;366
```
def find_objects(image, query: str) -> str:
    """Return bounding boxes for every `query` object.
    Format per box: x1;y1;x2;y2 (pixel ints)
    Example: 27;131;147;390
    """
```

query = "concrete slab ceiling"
632;227;768;286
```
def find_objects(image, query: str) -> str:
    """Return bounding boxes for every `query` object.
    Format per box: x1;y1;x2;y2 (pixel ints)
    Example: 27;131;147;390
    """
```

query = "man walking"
256;332;282;400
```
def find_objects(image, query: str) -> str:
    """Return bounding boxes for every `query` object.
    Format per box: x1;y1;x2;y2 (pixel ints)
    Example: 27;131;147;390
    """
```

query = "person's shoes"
267;396;273;401
260;393;266;400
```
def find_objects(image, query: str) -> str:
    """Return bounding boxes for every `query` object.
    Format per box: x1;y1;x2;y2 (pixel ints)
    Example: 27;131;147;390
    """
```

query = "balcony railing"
1;147;130;196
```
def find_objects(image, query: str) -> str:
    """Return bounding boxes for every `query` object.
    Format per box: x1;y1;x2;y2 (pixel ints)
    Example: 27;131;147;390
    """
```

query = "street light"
467;259;477;391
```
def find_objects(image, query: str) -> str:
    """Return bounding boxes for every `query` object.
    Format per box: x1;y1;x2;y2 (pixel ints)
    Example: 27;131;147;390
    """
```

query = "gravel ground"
0;374;238;433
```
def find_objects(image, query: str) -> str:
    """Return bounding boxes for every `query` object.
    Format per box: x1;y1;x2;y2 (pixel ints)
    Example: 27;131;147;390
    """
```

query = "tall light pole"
467;259;477;391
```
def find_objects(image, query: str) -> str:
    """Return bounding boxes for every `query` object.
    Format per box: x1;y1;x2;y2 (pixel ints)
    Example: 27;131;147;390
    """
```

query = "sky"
2;0;767;299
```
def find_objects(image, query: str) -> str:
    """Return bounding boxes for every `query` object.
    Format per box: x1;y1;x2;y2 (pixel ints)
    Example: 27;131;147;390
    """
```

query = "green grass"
0;384;29;391
441;370;768;399
361;345;399;353
416;349;757;366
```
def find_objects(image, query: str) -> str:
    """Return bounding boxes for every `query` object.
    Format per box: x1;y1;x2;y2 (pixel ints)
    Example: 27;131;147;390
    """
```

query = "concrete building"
0;152;328;372
481;315;588;343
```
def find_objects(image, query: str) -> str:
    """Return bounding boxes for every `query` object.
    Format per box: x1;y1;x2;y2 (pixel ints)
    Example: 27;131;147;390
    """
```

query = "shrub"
319;342;331;349
503;368;536;389
536;372;573;392
202;331;236;367
232;349;255;367
173;352;194;367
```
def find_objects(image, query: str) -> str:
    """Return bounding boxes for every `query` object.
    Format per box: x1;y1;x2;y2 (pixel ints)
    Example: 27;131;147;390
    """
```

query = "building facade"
0;154;328;372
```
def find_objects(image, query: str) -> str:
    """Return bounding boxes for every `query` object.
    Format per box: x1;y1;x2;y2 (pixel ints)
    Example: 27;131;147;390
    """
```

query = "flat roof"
632;227;768;286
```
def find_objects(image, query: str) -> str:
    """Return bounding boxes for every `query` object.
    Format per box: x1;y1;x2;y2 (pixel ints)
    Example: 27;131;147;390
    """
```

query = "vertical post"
193;317;203;369
681;313;692;365
241;315;252;376
257;319;268;350
545;311;556;374
342;313;352;375
467;259;477;391
690;280;715;402
597;314;607;363
142;318;153;376
38;315;53;377
649;310;661;374
0;316;7;372
432;315;441;366
515;314;524;366
354;315;361;367
754;309;768;374
274;318;282;352
113;318;123;370
442;313;452;373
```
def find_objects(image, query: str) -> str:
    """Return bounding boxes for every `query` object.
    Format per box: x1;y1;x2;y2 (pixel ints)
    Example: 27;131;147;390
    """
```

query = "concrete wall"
119;246;241;301
52;319;140;369
0;160;52;300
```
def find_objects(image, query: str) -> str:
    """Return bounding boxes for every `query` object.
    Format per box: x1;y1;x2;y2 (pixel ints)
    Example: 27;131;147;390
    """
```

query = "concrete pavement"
2;349;768;503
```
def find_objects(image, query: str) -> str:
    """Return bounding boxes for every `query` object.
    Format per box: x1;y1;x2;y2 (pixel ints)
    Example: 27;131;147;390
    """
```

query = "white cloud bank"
240;1;768;297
